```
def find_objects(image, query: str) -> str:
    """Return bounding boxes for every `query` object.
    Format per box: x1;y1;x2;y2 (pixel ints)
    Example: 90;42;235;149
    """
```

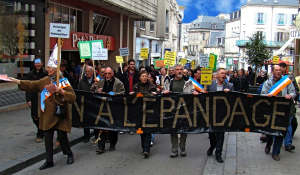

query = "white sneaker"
119;132;124;134
151;142;154;146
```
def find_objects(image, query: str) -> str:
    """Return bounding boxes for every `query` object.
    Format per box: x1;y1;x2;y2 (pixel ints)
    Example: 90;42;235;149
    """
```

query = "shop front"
0;0;45;84
49;31;115;67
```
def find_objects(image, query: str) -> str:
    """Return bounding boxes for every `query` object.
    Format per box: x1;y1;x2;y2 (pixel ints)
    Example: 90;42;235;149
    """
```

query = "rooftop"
246;0;298;7
189;16;227;30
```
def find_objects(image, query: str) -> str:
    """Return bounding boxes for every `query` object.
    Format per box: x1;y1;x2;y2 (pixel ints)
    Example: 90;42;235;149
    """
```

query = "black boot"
39;162;54;170
67;152;74;164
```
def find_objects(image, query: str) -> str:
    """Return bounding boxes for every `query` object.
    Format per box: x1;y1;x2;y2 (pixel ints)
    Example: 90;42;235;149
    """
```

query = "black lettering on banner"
72;91;291;136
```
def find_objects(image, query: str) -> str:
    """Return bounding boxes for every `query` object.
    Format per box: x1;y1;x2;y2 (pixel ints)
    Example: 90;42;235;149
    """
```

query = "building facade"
225;0;298;70
186;15;227;64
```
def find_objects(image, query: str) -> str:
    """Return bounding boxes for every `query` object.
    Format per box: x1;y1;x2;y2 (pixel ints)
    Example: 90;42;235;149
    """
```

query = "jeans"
266;135;283;155
209;132;225;156
284;115;294;146
151;134;155;142
32;117;44;138
171;134;187;152
141;133;151;152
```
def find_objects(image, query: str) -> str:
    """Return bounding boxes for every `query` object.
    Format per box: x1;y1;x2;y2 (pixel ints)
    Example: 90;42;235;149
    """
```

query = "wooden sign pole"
120;63;123;74
81;64;85;79
56;38;61;87
92;59;96;79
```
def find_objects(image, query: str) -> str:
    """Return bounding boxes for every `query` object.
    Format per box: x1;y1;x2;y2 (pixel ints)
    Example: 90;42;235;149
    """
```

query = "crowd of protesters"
12;57;300;170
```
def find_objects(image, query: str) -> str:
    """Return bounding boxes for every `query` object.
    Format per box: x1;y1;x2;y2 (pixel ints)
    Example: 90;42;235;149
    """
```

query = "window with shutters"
278;14;284;25
292;14;297;25
140;21;145;29
257;13;264;24
277;32;284;41
150;22;154;32
257;31;263;39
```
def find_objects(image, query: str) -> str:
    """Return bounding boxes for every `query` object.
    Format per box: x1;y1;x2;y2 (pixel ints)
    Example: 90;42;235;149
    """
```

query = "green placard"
78;41;92;59
209;53;217;71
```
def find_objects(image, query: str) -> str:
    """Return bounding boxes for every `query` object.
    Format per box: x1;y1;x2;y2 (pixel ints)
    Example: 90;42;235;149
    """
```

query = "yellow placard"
180;58;187;65
164;51;176;66
200;68;213;85
273;56;279;64
209;55;215;68
81;59;85;63
140;48;149;59
116;56;123;63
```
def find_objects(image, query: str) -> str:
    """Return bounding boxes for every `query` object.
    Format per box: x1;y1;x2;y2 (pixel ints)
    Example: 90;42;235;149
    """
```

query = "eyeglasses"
104;73;111;75
130;64;135;65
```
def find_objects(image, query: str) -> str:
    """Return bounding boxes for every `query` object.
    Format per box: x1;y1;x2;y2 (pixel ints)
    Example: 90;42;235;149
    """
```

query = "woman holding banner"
8;56;76;170
130;70;157;157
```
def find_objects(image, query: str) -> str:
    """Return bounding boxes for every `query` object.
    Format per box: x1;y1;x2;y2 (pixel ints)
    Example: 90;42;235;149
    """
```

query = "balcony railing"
236;40;286;47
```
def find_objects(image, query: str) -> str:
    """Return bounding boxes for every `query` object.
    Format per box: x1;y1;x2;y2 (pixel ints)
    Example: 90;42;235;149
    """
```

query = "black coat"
25;67;48;118
78;76;95;92
256;76;264;86
119;69;140;94
63;71;76;89
233;76;249;92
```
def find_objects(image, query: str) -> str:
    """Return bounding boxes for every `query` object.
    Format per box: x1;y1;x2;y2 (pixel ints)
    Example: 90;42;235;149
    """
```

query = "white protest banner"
199;54;209;67
49;23;70;38
119;47;130;56
93;48;108;60
91;40;107;60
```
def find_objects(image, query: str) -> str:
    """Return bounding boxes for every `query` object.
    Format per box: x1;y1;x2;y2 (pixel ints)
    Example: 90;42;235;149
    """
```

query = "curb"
0;103;28;113
0;131;89;175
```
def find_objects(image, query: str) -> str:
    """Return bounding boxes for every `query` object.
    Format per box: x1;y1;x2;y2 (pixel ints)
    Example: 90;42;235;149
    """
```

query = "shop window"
62;6;69;24
77;10;83;32
70;8;76;31
150;22;154;32
140;21;145;29
93;14;109;35
54;4;62;23
49;3;83;32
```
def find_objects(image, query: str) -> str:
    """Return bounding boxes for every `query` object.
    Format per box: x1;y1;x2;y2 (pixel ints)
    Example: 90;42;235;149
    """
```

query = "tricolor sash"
268;75;292;95
95;75;103;82
40;78;71;112
189;77;204;92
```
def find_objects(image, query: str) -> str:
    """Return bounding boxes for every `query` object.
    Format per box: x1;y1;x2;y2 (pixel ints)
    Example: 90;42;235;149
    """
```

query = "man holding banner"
94;67;125;153
261;65;296;161
78;66;100;143
163;64;198;158
206;68;233;163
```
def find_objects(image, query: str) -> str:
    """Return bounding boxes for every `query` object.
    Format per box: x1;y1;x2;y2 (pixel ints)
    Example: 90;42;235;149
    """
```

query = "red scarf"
128;69;135;92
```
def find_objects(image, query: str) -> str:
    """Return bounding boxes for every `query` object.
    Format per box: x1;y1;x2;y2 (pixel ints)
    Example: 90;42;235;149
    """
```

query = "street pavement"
2;108;300;174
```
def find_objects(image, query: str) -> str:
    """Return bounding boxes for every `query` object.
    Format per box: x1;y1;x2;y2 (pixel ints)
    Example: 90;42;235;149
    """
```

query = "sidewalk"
0;107;85;175
204;111;300;175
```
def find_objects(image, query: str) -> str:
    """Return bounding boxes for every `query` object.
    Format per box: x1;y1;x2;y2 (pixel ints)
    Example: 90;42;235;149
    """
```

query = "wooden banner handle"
92;60;96;79
56;38;61;87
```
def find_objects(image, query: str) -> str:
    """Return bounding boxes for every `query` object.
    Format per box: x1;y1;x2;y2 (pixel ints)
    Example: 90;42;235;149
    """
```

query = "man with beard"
94;67;125;153
26;58;48;142
119;59;139;135
206;68;233;163
261;65;296;161
163;64;198;158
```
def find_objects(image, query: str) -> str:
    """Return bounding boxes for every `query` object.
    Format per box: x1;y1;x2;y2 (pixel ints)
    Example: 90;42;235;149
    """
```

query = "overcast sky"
177;0;248;23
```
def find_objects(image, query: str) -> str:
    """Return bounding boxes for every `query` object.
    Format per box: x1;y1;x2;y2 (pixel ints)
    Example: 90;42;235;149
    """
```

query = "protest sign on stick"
49;23;70;88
